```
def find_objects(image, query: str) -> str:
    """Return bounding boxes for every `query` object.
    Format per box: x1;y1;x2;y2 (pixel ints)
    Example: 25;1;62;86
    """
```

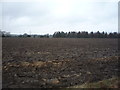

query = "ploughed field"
2;38;119;88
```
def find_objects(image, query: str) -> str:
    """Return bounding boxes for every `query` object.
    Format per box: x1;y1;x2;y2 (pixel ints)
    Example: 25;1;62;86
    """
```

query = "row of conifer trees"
53;31;120;38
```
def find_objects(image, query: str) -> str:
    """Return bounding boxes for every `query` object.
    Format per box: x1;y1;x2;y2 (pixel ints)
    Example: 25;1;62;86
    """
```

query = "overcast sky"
2;0;118;35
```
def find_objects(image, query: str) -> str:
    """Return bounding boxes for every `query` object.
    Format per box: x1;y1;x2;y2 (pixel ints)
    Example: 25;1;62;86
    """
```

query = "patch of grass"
68;77;119;88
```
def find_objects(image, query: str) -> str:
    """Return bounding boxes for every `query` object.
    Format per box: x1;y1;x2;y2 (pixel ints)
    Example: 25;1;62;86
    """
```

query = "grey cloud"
2;1;118;34
3;2;51;19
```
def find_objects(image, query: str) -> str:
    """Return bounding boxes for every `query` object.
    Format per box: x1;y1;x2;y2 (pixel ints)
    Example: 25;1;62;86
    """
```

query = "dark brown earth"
2;38;119;88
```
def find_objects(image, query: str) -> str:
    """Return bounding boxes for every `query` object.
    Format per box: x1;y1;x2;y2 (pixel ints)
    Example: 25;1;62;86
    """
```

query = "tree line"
0;31;50;38
53;31;120;38
0;30;120;38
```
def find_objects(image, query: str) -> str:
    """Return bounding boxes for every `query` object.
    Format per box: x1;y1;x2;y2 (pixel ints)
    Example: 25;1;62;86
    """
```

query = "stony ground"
2;38;119;88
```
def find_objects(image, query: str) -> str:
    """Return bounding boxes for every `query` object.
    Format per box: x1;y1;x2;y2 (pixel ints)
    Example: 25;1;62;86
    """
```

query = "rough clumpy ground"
2;38;119;88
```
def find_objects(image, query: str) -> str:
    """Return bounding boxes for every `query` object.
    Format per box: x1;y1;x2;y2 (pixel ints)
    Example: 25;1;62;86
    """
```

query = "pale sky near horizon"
1;0;119;35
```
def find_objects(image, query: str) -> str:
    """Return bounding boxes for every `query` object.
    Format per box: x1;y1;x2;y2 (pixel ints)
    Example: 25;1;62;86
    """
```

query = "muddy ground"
2;38;119;88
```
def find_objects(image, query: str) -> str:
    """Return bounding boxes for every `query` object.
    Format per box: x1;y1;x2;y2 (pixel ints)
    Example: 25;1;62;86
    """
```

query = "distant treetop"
0;30;120;38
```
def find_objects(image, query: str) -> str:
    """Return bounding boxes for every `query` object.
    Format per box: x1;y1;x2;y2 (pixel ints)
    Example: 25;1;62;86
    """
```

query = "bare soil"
2;38;119;88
